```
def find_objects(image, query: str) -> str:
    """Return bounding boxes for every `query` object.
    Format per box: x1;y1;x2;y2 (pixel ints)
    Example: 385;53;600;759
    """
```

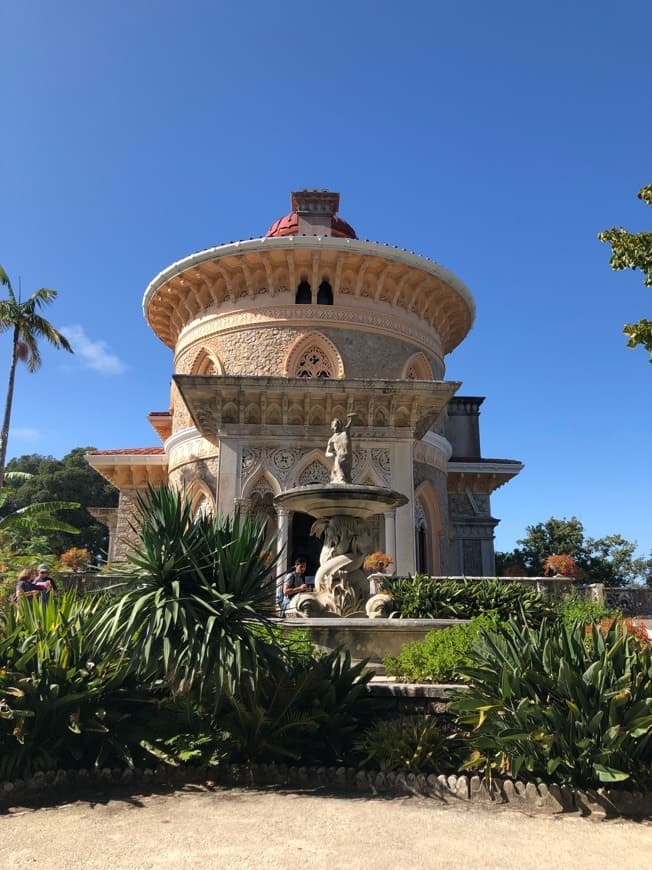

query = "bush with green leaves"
360;716;459;773
555;591;618;626
221;648;374;766
94;485;283;706
0;592;165;778
384;614;500;683
388;575;554;623
451;617;652;789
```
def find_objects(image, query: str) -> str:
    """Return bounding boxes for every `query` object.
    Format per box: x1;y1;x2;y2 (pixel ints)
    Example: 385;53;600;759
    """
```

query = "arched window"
295;280;312;304
317;280;333;305
402;352;434;381
295;346;333;378
283;331;345;378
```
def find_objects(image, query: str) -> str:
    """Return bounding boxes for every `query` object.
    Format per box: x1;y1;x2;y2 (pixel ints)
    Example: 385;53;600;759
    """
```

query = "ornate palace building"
87;190;522;576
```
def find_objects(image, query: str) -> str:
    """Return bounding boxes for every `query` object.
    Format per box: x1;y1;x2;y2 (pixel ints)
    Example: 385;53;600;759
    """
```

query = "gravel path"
1;786;650;869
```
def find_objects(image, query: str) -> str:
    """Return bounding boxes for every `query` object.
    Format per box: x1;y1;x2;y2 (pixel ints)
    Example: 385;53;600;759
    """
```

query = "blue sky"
2;1;650;557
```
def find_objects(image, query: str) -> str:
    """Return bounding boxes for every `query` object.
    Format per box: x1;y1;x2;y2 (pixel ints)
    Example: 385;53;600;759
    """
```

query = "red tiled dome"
266;213;357;239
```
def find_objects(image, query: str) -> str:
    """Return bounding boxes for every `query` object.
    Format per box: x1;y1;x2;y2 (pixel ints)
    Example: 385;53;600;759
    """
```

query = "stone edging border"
2;763;651;818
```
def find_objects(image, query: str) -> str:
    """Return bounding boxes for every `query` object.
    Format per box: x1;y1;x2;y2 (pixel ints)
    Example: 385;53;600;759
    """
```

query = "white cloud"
60;325;127;375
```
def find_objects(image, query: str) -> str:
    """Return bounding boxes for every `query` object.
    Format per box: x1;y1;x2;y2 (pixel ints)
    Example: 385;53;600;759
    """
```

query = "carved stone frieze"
168;436;219;472
298;460;330;486
178;305;441;358
241;444;392;491
413;439;449;472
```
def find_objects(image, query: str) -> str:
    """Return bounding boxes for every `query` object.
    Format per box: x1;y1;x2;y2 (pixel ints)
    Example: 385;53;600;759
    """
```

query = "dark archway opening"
317;280;333;305
290;512;321;577
416;524;428;574
295;280;312;304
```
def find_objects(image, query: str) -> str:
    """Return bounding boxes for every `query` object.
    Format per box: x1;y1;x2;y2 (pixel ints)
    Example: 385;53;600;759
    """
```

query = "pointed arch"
414;481;442;575
188;480;216;519
242;469;282;499
402;352;434;381
288;449;332;488
282;331;345;379
188;346;224;375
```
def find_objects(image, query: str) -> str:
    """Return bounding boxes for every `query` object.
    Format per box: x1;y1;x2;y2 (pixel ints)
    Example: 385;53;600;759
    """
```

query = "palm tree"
0;266;73;489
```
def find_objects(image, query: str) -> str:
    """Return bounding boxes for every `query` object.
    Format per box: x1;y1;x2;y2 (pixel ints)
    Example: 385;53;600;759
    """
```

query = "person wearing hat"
33;564;57;597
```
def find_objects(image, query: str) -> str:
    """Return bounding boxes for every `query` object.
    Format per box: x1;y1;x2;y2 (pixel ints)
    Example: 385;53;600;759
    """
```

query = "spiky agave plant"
94;485;283;705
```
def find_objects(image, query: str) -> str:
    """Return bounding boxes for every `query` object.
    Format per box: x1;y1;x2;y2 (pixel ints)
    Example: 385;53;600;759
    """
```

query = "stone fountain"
274;415;407;618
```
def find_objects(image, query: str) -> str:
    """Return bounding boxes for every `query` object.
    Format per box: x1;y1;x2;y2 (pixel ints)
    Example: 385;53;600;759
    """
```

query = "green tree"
496;516;649;586
598;183;652;361
0;266;73;489
3;448;118;559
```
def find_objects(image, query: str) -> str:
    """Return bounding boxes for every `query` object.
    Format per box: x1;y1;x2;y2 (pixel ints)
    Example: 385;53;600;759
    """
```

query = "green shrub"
384;615;500;683
388;575;554;623
555;591;618;626
451;617;652;789
221;648;374;766
360;716;458;773
0;592;164;777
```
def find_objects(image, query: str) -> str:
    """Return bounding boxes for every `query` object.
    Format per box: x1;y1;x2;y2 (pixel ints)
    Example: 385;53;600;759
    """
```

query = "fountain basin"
274;484;407;519
274;617;469;669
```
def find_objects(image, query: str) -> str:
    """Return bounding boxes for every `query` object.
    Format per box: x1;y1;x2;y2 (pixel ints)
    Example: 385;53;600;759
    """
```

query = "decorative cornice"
447;460;524;494
143;237;475;355
174;375;459;442
86;451;168;489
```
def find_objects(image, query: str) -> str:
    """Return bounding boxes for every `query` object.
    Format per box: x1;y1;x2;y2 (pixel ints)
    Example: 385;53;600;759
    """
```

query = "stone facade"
87;190;522;573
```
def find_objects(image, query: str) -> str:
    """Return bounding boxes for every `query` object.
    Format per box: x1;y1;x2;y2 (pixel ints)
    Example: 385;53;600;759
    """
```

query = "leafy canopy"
497;516;651;586
3;448;117;558
598;184;652;361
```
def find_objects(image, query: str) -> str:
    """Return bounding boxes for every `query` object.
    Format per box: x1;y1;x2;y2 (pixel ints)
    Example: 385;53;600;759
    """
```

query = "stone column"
234;497;252;514
216;437;239;517
276;507;289;565
393;441;416;574
384;510;397;565
275;507;290;602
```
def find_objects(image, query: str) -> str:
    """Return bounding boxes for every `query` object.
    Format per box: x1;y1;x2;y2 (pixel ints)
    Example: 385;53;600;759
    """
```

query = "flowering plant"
363;552;394;573
542;553;579;577
58;547;90;573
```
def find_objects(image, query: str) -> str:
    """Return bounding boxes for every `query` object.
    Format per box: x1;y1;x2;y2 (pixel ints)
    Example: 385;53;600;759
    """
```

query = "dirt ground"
1;785;650;870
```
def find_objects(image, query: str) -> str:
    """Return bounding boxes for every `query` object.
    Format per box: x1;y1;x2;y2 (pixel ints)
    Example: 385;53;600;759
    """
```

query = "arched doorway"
290;512;321;577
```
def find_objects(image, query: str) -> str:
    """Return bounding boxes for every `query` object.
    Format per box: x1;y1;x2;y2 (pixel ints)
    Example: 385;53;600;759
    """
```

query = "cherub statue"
325;414;356;484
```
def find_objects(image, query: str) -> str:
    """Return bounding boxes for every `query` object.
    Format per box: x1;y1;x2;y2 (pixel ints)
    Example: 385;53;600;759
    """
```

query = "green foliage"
598;183;652;361
0;592;163;778
94;485;282;705
384;615;500;683
222;648;373;766
3;448;118;558
556;591;618;626
497;516;650;586
451;617;652;789
360;716;458;773
388;574;554;623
